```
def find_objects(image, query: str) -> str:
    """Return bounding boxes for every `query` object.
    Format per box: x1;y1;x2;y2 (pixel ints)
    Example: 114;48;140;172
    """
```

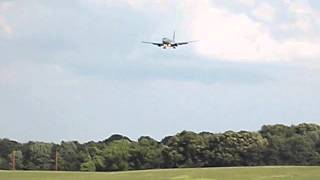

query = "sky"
0;0;320;143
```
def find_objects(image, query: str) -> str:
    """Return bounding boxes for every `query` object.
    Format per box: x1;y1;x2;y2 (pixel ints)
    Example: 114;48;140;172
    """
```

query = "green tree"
87;145;106;171
204;131;268;166
0;139;21;170
0;156;8;170
80;160;96;171
260;124;320;165
58;141;89;171
161;131;205;168
102;140;132;171
1;123;320;171
8;150;24;170
22;142;54;170
129;136;163;169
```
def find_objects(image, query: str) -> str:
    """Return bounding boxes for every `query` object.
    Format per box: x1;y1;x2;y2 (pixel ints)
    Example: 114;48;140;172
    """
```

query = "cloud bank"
189;0;320;62
89;0;320;63
1;0;319;142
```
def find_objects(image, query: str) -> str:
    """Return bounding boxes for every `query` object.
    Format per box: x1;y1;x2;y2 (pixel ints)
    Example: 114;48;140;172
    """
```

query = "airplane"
142;32;197;49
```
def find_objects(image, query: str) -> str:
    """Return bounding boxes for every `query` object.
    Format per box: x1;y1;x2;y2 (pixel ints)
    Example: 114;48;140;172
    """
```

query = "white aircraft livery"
142;32;197;49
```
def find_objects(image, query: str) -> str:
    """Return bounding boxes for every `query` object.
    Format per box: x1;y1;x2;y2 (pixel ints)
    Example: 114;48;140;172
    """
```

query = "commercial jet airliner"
142;32;197;49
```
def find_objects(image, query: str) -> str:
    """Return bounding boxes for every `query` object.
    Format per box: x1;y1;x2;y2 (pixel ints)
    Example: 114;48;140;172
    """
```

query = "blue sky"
0;0;320;142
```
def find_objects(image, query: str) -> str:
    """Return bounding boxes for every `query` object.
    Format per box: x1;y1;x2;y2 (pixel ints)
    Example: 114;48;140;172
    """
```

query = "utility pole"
55;150;58;171
12;150;16;171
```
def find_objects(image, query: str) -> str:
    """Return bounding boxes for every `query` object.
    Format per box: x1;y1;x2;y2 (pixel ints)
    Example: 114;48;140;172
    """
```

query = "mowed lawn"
1;166;320;180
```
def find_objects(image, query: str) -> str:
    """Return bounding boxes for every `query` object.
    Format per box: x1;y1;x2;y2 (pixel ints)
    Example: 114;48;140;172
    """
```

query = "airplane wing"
173;40;198;46
142;41;163;47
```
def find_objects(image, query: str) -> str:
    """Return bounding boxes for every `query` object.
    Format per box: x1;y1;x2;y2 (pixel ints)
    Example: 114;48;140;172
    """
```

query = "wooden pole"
55;150;58;171
12;150;16;171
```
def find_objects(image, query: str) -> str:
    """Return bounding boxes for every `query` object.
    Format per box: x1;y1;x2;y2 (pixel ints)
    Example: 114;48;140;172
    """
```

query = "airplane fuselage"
162;38;175;49
142;32;195;49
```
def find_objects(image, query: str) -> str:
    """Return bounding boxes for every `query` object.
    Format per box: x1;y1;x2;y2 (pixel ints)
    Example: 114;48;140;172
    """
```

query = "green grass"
1;166;320;180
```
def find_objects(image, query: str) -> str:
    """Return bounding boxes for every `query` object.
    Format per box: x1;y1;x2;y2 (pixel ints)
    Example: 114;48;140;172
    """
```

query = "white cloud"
182;0;320;63
284;0;313;14
252;3;277;22
1;0;320;142
84;0;170;10
86;0;320;63
282;0;320;35
237;0;256;7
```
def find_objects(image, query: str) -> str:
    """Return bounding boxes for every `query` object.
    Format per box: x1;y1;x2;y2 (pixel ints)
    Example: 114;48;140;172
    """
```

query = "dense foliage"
1;123;320;171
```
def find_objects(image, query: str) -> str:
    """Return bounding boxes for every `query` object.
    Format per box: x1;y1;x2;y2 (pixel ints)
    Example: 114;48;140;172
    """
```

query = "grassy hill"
1;166;320;180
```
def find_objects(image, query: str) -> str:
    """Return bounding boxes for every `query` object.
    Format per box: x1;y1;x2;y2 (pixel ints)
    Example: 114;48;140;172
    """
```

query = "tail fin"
173;31;175;42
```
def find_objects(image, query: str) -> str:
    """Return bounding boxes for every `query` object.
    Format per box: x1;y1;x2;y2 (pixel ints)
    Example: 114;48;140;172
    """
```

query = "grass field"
1;166;320;180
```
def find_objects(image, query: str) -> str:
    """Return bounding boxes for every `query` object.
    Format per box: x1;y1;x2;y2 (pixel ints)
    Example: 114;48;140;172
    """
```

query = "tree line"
1;123;320;171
